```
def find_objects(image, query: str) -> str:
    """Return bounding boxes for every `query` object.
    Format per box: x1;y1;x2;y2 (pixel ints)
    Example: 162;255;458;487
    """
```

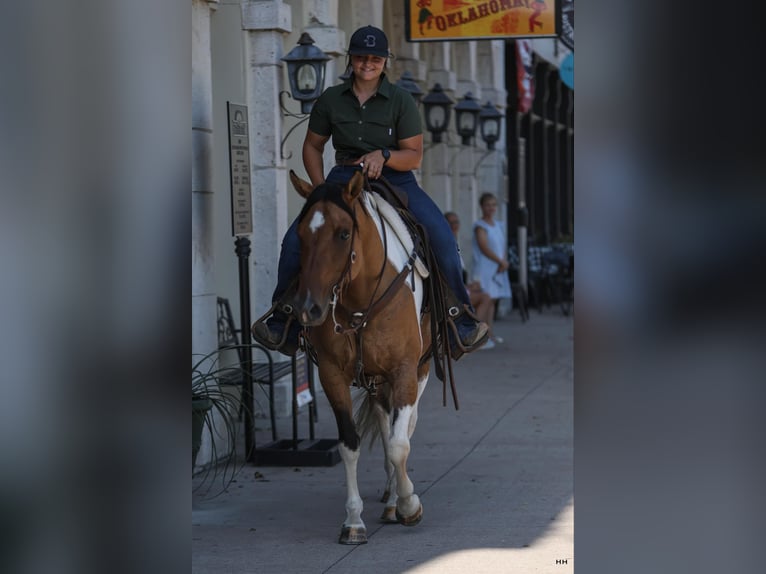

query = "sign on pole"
227;102;253;236
405;0;558;42
559;0;574;50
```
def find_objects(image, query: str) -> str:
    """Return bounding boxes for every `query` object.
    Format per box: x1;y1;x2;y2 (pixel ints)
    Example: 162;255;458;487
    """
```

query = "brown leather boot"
448;308;490;360
251;310;299;356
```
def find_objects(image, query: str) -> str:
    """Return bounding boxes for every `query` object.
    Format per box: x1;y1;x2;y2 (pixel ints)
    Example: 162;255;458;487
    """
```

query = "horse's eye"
339;230;351;241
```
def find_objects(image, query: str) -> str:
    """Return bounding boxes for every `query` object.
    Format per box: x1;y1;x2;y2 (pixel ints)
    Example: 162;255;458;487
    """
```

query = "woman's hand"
496;259;510;273
355;149;387;179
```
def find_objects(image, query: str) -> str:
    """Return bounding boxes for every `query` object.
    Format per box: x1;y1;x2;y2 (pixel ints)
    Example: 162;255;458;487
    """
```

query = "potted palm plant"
192;349;249;495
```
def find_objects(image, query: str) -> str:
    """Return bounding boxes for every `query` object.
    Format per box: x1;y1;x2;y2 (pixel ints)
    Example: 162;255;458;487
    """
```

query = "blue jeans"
272;166;471;312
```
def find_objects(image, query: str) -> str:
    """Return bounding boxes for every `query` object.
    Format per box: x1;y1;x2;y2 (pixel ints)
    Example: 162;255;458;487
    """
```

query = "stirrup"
445;305;489;359
252;301;298;353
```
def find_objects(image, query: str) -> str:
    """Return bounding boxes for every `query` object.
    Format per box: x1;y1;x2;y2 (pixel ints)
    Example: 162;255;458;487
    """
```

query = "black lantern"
454;92;482;146
281;32;331;114
421;83;454;143
395;71;424;104
479;101;503;150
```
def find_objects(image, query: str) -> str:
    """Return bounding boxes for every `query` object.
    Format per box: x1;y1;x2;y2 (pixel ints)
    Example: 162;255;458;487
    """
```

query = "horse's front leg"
388;370;429;527
321;368;368;545
374;402;398;523
379;371;429;523
338;438;367;544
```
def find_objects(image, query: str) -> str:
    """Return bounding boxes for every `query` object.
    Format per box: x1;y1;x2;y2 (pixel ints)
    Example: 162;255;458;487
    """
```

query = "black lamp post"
479;101;503;150
281;32;331;114
395;71;424;104
454;92;482;146
421;83;454;143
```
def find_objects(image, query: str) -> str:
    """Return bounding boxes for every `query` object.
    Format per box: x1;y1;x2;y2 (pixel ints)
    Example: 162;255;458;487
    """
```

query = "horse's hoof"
380;506;398;523
339;525;368;545
395;504;423;526
380;489;390;503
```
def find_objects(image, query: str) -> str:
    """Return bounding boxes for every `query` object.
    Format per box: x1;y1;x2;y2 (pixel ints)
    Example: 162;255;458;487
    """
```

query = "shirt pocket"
366;118;397;148
332;119;362;149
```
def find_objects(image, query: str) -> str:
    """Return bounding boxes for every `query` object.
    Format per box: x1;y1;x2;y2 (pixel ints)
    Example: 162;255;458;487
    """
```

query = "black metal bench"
216;297;293;441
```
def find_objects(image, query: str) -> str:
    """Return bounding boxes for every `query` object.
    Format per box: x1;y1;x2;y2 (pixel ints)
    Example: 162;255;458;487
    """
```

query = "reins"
296;175;460;410
319;183;417;394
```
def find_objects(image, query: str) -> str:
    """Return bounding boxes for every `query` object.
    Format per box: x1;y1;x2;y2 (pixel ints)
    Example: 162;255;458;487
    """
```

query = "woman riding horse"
252;25;489;357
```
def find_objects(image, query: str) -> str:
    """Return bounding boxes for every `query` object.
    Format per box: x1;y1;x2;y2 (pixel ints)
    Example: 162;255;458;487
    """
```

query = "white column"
192;0;220;359
476;40;507;210
338;0;384;31
423;43;456;213
455;41;479;100
456;145;478;275
300;1;347;175
386;1;427;81
476;39;509;314
453;42;479;273
241;1;291;318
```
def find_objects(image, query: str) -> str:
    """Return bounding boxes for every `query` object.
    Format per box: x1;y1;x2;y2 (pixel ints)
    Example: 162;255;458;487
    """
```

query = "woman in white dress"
472;193;512;348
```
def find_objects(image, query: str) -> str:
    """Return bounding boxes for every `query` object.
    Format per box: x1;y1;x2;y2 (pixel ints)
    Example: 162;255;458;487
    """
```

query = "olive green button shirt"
308;74;422;163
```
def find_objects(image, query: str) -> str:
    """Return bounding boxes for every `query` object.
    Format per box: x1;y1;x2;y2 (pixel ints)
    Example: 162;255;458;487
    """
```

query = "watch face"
383;148;390;161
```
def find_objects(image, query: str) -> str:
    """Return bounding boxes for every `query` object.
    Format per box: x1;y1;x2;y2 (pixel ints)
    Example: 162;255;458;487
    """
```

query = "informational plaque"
227;102;253;236
294;351;314;408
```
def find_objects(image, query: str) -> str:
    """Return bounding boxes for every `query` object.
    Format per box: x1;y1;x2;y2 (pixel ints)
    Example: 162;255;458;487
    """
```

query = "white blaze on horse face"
308;210;325;234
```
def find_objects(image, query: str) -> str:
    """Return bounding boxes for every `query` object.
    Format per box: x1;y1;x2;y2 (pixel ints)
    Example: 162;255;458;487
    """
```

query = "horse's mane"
297;181;358;227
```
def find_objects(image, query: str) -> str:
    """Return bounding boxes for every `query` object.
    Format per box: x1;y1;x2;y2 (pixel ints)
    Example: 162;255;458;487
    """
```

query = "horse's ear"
289;170;314;199
343;170;364;205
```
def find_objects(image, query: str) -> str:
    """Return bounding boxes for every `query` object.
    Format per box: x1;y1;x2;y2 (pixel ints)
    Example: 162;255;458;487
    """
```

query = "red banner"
516;40;535;113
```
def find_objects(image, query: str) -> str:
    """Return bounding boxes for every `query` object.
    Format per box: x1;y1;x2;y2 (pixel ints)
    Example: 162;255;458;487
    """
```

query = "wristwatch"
381;148;391;164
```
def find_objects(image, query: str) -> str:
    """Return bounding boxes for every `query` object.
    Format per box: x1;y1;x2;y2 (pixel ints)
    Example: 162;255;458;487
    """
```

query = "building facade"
192;1;573;455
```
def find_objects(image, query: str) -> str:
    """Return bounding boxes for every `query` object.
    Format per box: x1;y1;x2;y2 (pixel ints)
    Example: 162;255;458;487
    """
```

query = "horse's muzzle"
296;295;328;327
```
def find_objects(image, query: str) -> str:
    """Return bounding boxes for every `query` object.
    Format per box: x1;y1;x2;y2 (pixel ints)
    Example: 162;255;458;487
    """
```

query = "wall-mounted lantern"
395;71;424;104
421;83;454;143
454;92;482;146
280;32;331;114
479;101;504;150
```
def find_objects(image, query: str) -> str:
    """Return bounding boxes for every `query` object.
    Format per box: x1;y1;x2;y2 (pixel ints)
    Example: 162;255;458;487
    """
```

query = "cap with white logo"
347;25;390;58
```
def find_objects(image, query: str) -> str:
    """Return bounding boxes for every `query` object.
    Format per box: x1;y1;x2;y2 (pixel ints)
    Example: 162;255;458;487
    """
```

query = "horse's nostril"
309;304;323;321
298;297;325;326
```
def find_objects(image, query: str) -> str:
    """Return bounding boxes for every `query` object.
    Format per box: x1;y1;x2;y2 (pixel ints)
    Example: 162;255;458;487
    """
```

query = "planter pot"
192;397;213;467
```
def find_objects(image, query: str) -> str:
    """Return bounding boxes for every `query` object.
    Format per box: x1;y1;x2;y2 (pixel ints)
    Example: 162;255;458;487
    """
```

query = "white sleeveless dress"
471;219;512;300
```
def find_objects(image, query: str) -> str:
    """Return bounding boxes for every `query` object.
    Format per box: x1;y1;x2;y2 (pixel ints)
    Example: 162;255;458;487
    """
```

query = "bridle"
327;189;417;336
308;186;418;393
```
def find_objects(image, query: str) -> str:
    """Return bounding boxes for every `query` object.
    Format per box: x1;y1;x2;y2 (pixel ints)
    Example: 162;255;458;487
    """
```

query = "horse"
288;169;431;544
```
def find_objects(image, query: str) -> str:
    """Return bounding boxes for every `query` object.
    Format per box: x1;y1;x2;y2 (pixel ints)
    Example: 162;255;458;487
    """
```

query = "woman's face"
351;54;386;82
481;196;497;218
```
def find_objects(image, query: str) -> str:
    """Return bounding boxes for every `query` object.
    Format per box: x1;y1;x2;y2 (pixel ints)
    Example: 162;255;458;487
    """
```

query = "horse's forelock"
297;182;358;227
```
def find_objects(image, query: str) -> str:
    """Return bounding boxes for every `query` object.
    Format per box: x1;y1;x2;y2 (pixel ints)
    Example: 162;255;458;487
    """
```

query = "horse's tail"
353;382;391;450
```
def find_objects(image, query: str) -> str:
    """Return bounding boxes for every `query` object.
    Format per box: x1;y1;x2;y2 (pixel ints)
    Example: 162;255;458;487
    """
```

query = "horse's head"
289;170;365;327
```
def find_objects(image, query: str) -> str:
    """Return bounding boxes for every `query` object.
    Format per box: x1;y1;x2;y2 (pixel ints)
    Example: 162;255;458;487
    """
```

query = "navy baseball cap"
347;26;390;58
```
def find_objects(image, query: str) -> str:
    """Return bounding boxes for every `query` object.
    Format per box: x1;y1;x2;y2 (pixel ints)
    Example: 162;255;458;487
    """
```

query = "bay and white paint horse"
289;170;431;544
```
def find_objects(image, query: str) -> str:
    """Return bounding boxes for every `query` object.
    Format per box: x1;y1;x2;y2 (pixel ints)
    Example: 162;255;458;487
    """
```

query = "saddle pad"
367;191;429;279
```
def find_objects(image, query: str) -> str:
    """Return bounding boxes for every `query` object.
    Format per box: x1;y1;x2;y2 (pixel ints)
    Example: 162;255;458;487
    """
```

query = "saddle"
266;176;473;409
366;177;475;408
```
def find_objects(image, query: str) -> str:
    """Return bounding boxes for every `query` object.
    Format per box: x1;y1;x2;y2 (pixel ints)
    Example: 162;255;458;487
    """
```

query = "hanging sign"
516;40;535;113
559;0;573;50
405;0;558;42
294;352;314;408
227;102;253;236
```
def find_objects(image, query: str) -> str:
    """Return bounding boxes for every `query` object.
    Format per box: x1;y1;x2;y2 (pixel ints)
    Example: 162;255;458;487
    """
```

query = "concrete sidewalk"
193;308;573;574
